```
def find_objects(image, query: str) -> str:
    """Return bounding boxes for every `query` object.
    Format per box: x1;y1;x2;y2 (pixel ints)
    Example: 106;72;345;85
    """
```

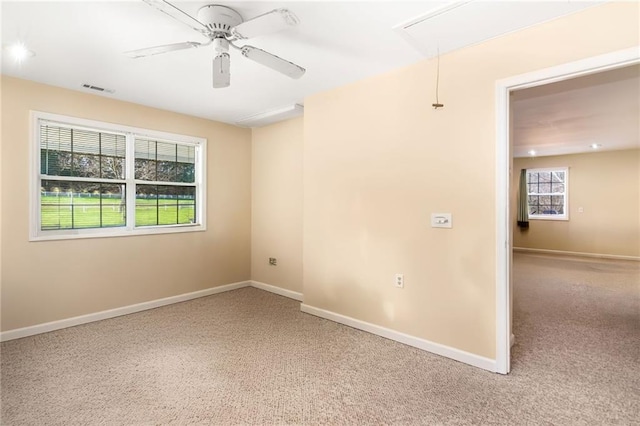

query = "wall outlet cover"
394;273;404;288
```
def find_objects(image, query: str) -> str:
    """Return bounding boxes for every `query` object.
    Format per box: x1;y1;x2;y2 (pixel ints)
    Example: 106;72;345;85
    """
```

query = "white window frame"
30;111;207;241
525;166;569;221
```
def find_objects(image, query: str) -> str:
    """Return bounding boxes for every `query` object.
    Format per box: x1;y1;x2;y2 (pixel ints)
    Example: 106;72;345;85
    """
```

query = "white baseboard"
513;247;640;261
300;303;496;373
250;281;303;301
0;281;251;342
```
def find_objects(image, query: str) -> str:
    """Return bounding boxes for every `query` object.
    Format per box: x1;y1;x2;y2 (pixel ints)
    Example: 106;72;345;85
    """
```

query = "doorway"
494;47;640;374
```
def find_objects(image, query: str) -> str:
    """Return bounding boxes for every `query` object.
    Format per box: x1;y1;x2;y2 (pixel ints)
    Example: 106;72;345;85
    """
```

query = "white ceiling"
2;0;606;128
512;64;640;158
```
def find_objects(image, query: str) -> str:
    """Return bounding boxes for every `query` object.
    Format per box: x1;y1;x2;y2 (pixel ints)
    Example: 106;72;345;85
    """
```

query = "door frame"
494;46;640;374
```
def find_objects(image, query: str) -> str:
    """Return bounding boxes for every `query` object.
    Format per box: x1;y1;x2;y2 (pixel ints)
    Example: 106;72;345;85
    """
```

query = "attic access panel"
393;1;604;58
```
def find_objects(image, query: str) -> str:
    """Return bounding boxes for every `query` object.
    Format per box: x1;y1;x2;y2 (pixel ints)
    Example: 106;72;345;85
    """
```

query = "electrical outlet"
269;257;277;266
394;274;404;288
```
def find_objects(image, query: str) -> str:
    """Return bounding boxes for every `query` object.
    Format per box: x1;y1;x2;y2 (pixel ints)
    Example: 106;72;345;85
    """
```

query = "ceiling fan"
126;0;306;88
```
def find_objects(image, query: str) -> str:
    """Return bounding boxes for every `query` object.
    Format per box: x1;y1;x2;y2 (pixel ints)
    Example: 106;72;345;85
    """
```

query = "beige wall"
303;2;639;359
251;118;303;293
513;149;640;257
0;76;252;331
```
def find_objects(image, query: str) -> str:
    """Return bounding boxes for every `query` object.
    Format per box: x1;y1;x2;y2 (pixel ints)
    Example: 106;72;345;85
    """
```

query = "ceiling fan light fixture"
213;37;229;54
212;53;231;88
241;46;305;79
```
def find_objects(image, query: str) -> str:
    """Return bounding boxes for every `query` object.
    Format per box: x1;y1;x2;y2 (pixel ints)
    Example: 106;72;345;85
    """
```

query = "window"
31;111;206;240
526;167;568;220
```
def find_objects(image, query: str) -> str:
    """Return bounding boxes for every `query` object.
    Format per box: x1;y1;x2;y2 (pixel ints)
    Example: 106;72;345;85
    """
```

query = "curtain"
517;169;529;230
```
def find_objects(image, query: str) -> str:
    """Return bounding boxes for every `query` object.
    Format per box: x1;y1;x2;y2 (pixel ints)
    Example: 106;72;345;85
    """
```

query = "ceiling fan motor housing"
197;5;243;36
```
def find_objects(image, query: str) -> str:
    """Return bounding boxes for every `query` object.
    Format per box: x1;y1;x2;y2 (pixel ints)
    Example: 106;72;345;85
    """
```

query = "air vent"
81;83;115;94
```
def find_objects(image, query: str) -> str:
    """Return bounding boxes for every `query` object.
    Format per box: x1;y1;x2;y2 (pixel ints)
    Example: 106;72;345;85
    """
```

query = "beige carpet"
1;253;639;425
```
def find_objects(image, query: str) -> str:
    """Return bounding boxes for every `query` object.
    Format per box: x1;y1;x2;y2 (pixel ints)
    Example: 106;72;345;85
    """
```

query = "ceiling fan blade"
142;0;210;36
231;9;299;40
124;41;203;58
212;53;231;88
241;46;305;79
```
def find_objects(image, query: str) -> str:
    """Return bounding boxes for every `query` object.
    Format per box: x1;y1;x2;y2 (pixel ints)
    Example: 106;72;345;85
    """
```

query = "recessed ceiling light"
590;143;602;149
5;42;35;63
528;150;537;156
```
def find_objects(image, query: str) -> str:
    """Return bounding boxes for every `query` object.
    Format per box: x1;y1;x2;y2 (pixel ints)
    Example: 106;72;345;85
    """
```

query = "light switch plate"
431;213;452;228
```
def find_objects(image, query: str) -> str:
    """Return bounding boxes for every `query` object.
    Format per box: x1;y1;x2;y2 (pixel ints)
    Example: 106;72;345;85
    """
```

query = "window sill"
29;223;206;242
528;216;569;221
